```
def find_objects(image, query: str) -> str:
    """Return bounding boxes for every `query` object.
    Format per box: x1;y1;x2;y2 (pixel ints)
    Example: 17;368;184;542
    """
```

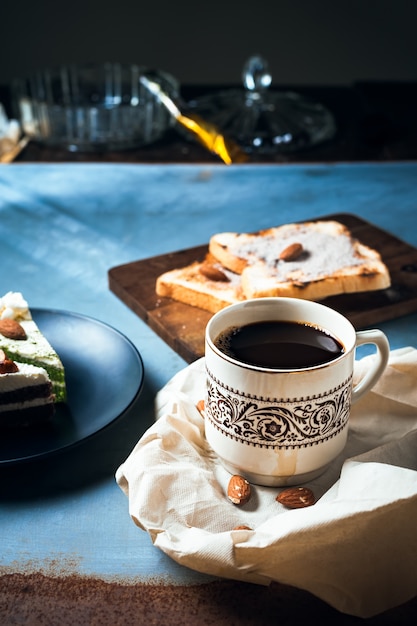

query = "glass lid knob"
242;55;272;92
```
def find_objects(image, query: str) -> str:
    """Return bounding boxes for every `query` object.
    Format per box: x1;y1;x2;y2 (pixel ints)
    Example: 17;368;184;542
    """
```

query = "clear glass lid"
187;55;337;154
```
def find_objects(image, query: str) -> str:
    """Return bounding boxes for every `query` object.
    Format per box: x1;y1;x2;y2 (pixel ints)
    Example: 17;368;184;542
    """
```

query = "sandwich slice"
155;220;391;313
156;254;243;313
209;220;391;301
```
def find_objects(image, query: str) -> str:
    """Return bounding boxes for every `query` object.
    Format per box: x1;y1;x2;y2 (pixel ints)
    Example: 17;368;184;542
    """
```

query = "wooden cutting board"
109;213;417;363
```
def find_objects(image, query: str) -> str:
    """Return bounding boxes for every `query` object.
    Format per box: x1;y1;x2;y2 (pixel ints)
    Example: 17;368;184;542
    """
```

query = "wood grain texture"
109;213;417;363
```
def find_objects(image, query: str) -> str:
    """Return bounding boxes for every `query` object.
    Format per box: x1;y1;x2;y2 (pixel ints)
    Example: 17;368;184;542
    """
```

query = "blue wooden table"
0;162;416;624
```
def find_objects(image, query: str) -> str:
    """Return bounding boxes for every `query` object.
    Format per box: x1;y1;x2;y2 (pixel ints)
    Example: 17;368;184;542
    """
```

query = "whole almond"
0;349;19;374
232;525;252;531
279;242;304;262
199;263;230;282
276;486;315;509
196;399;205;415
0;318;27;340
227;475;251;505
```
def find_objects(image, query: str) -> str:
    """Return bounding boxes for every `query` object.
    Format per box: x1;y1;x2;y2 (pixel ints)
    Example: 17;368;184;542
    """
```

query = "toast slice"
209;220;391;300
156;254;244;313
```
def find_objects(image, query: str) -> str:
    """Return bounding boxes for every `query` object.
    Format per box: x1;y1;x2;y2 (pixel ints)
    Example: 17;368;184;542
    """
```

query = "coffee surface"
214;320;344;369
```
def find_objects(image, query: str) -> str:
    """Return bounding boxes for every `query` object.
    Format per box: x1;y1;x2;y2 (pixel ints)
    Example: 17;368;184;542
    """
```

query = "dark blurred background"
1;0;416;87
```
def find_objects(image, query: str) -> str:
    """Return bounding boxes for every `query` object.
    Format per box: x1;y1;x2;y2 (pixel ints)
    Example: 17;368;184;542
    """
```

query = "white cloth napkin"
116;347;417;618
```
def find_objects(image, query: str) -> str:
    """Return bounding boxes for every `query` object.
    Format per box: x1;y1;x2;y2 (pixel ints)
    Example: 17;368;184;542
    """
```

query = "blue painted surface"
0;162;417;583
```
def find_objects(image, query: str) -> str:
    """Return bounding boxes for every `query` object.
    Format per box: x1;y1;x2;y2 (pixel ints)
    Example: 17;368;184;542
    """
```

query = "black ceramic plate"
0;309;144;464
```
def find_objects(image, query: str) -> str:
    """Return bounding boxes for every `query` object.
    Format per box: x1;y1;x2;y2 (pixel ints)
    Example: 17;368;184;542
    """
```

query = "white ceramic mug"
205;297;390;486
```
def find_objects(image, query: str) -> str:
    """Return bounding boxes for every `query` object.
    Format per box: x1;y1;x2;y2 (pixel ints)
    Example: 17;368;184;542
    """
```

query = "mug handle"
352;329;390;404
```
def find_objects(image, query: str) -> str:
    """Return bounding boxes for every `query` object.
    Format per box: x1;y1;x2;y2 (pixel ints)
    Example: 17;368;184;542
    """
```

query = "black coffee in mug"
214;320;344;369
